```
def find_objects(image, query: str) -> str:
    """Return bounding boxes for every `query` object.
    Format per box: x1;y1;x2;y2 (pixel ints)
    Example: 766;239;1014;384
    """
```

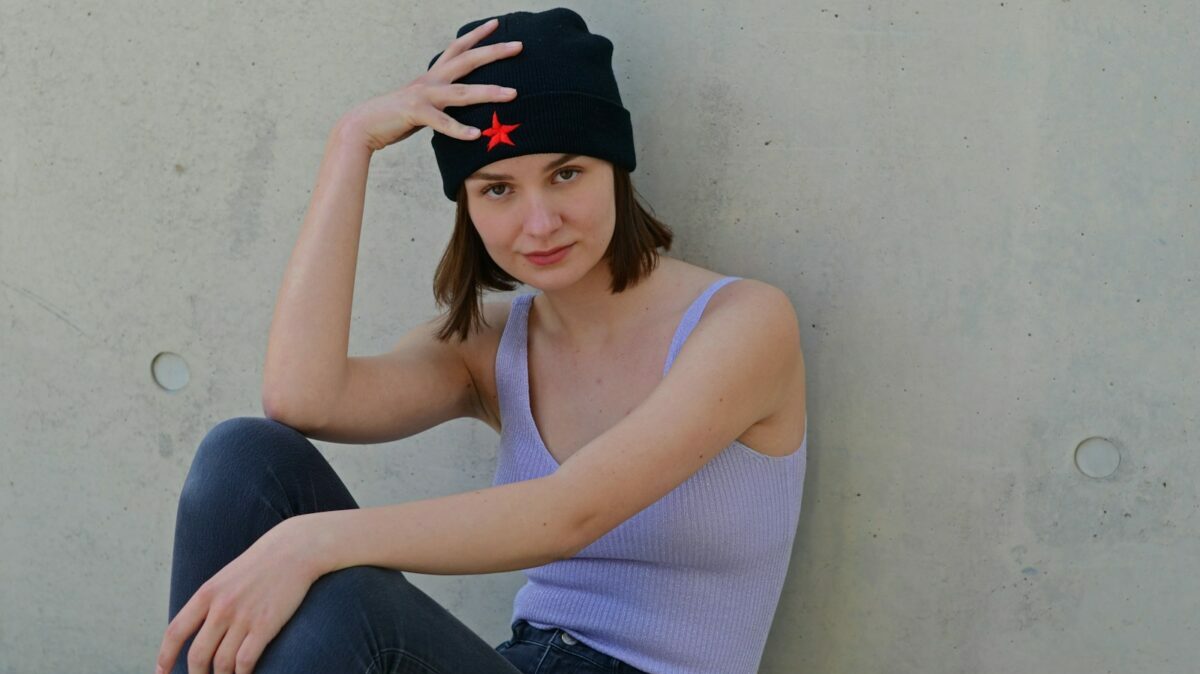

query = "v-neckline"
518;278;739;468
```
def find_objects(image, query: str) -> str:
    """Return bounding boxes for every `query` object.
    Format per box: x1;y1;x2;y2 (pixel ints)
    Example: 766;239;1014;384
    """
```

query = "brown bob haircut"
432;162;674;343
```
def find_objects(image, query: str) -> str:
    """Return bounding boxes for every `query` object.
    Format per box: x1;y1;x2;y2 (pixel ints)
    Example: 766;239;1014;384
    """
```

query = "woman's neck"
531;255;680;352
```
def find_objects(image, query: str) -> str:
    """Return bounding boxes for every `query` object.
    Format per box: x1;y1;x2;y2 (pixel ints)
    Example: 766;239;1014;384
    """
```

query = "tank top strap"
661;276;744;377
495;293;537;432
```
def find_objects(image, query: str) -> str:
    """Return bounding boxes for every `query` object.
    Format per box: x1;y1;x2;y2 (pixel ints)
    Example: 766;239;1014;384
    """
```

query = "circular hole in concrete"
1074;436;1120;479
151;351;190;392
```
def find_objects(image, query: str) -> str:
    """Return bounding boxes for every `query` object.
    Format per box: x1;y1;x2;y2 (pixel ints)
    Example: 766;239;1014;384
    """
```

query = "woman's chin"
518;261;591;290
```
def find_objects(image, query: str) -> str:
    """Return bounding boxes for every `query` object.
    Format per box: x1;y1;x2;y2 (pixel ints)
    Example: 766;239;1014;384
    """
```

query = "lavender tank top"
491;276;808;674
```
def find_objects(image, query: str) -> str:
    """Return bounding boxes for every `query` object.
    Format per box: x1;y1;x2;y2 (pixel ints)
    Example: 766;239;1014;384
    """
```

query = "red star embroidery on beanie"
481;111;520;151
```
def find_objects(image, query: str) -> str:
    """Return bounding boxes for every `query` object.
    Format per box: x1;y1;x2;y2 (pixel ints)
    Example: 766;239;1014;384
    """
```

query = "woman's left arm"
304;474;583;577
304;280;800;579
155;477;577;673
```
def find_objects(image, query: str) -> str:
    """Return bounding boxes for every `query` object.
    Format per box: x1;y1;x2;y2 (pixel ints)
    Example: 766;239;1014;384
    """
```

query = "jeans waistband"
510;619;637;671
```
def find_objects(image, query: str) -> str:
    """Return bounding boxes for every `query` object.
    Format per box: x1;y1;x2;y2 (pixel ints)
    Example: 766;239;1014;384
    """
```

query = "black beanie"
425;7;636;201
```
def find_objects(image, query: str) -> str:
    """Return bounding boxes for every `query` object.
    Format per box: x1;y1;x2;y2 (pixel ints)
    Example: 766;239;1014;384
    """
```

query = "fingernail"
507;41;522;48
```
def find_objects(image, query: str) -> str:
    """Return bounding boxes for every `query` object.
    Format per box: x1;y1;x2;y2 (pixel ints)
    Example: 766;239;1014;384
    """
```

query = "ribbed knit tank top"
491;276;808;674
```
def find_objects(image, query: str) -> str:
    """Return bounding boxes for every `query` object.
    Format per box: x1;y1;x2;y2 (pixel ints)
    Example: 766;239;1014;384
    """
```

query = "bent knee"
196;416;311;464
180;417;315;501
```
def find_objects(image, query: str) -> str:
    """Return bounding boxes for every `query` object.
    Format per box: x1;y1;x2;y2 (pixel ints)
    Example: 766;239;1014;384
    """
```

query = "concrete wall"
2;1;1196;672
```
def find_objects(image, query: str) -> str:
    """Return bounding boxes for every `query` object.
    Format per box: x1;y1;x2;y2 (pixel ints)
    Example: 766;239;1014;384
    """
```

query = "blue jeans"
167;417;647;673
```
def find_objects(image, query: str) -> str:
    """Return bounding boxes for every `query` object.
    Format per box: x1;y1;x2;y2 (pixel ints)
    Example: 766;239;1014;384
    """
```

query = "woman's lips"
526;244;573;266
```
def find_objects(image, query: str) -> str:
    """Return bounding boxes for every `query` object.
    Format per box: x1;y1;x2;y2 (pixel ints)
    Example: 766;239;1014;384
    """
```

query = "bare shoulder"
452;296;518;433
701;276;807;448
714;277;795;315
658;259;800;344
705;277;802;370
667;258;792;312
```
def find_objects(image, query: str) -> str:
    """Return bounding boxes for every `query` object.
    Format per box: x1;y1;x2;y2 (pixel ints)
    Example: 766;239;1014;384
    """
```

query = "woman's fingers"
431;108;483;141
426;83;517;109
346;19;522;151
423;83;515;141
430;17;499;70
210;621;250;674
436;40;522;88
185;611;229;674
155;590;212;673
234;630;272;674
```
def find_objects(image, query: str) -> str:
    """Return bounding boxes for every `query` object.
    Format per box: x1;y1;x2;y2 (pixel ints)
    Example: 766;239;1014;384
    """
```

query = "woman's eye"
482;168;581;199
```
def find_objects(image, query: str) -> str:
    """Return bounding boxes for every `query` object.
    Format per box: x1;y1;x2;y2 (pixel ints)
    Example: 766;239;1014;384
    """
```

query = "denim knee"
179;416;312;506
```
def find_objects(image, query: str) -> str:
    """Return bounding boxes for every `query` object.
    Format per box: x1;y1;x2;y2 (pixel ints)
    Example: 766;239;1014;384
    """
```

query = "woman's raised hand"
342;17;522;152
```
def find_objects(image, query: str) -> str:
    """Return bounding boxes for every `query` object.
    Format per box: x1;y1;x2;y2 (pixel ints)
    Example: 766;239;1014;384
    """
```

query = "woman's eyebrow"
467;154;580;182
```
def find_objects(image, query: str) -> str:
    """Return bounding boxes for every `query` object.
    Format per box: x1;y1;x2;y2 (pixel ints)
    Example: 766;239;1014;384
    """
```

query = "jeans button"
560;631;578;645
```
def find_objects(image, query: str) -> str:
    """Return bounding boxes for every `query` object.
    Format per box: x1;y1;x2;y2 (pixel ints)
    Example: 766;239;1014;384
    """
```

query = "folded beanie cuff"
431;91;636;201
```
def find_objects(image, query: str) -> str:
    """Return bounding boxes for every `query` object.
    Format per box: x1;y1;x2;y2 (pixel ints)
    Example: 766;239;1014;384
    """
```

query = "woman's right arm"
260;118;373;424
260;18;522;429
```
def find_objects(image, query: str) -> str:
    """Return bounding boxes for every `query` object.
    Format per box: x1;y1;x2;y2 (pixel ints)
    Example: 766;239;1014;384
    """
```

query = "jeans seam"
364;647;440;674
531;642;552;674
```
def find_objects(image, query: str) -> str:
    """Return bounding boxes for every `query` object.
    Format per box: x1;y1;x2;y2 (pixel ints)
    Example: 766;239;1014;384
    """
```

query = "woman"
156;7;807;674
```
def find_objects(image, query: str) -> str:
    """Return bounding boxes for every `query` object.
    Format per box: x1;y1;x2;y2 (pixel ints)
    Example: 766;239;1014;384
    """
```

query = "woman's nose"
522;195;562;234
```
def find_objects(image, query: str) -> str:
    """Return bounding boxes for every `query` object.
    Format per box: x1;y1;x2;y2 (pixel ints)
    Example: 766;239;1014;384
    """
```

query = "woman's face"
464;153;615;289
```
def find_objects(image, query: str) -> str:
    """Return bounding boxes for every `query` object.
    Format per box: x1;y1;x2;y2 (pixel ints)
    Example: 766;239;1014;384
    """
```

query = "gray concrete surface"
2;1;1197;672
